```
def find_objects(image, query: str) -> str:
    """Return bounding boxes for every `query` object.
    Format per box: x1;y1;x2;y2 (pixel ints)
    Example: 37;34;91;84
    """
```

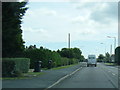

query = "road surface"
52;63;118;88
2;63;119;89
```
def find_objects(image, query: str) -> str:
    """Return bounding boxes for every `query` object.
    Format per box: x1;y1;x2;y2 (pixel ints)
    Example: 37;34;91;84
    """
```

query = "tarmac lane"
52;63;118;88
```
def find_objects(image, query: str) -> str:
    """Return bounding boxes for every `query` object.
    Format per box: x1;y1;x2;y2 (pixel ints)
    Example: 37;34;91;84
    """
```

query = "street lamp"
107;36;116;53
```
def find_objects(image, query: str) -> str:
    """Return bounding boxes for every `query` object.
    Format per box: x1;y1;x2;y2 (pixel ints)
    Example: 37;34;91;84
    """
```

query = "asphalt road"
52;63;118;88
2;62;119;89
2;63;83;88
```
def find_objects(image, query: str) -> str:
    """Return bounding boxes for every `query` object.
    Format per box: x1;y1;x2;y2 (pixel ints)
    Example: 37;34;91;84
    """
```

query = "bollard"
34;61;42;72
48;60;52;69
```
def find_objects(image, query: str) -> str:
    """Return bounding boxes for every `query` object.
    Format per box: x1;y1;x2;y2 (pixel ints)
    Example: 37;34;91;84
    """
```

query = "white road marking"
45;67;81;89
110;67;114;68
112;73;116;76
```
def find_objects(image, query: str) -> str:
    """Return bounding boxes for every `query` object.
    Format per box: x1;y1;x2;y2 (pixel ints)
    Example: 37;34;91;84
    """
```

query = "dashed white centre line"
112;73;116;76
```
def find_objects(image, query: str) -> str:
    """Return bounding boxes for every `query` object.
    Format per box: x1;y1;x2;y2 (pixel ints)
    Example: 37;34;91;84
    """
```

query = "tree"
2;2;28;57
79;55;85;62
59;48;74;58
97;54;105;62
58;47;83;60
72;47;82;59
105;52;111;63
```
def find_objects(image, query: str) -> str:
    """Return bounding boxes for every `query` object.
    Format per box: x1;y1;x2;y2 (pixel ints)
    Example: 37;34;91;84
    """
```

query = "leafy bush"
2;60;15;77
2;58;30;74
57;48;84;60
115;46;120;65
51;51;62;67
61;57;69;66
24;46;84;69
24;48;52;68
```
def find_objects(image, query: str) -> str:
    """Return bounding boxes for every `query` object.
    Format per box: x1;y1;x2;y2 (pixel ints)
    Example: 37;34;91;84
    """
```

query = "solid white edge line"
45;67;81;89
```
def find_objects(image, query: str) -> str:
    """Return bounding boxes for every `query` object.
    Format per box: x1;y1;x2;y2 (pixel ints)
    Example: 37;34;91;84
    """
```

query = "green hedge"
61;57;69;66
24;49;52;68
24;47;82;69
115;46;120;65
61;58;78;66
2;60;15;77
51;51;62;67
2;58;30;74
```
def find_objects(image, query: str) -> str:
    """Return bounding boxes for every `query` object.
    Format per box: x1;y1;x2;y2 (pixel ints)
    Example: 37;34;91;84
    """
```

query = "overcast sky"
21;0;118;58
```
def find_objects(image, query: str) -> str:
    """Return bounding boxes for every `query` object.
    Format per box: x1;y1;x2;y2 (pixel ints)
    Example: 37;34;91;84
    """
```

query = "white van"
87;55;97;67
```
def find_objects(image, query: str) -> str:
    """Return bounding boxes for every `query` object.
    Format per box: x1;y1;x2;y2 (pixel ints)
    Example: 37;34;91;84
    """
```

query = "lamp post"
107;36;116;54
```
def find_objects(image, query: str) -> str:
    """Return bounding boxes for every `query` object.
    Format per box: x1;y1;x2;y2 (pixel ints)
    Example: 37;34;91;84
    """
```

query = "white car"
87;55;97;67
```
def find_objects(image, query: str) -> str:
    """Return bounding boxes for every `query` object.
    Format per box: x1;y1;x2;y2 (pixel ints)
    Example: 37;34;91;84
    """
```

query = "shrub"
2;60;15;77
24;48;54;69
51;51;62;67
115;46;120;65
61;57;69;66
2;58;30;74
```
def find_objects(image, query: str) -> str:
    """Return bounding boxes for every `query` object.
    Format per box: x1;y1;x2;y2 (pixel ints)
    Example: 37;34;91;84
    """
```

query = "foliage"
24;46;53;68
61;57;69;66
105;52;111;63
51;51;62;67
115;46;120;65
2;60;15;77
2;2;28;57
2;58;30;77
79;55;85;62
57;47;83;60
97;54;105;62
24;46;82;69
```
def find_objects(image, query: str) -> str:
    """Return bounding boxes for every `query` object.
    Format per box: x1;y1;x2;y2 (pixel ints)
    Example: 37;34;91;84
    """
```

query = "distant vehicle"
87;55;97;67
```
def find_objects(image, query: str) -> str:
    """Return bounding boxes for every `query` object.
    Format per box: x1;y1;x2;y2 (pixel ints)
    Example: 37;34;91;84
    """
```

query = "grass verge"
104;63;116;66
52;63;78;70
1;72;45;80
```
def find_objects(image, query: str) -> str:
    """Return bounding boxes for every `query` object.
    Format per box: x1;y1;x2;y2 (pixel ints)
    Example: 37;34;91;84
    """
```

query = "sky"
21;0;118;58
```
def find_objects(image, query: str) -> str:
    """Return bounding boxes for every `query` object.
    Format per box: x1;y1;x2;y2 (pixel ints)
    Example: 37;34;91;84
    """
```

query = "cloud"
22;2;117;44
31;8;56;16
90;3;118;23
27;0;119;2
22;27;51;42
71;16;87;23
37;8;57;16
22;27;47;33
75;2;118;23
22;27;69;43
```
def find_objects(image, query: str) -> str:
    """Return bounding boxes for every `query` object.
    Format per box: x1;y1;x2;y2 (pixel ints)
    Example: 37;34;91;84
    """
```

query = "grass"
104;63;116;66
42;63;79;70
1;72;45;80
52;64;78;70
0;77;29;80
24;72;45;76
